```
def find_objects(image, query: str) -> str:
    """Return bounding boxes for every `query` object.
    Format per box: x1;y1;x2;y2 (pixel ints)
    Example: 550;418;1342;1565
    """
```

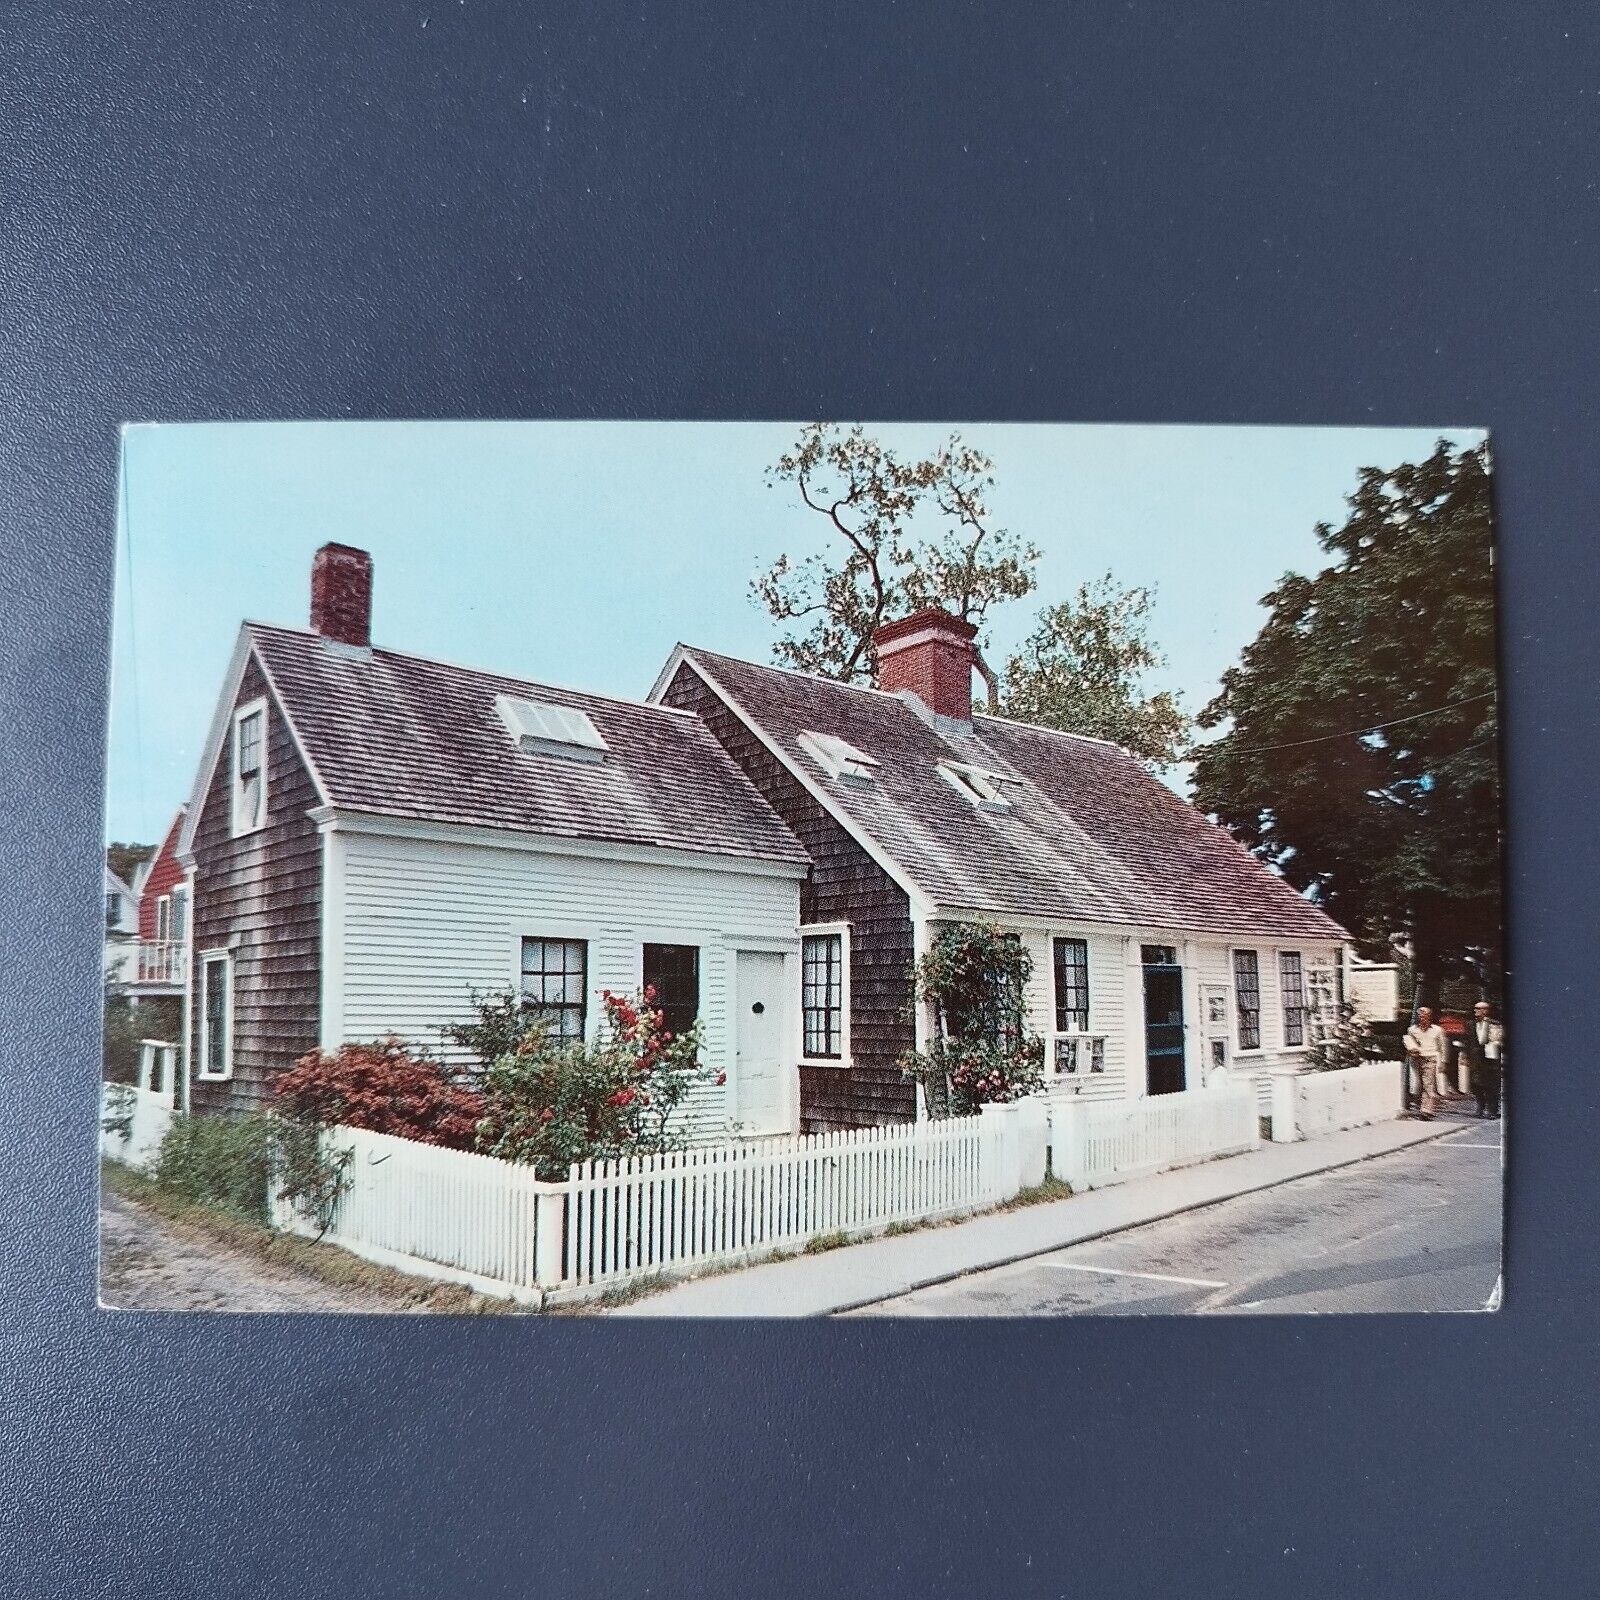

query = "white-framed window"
154;894;171;944
1053;937;1090;1032
1233;949;1261;1051
800;926;848;1062
1279;950;1307;1047
936;761;1012;812
799;729;878;784
231;697;269;836
198;951;233;1080
520;937;589;1041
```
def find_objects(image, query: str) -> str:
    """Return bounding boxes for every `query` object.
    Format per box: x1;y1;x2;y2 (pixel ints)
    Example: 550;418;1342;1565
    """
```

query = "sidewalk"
611;1115;1472;1317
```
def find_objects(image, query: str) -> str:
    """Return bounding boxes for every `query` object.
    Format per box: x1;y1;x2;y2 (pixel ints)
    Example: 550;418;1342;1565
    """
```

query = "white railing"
1272;1060;1404;1142
1049;1085;1259;1191
136;940;184;984
564;1116;1002;1289
99;1077;176;1171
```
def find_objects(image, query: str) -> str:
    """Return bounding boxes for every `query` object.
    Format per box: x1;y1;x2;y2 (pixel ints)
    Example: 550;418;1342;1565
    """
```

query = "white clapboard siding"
1019;928;1129;1101
1049;1085;1258;1191
563;1116;1002;1288
330;830;800;1143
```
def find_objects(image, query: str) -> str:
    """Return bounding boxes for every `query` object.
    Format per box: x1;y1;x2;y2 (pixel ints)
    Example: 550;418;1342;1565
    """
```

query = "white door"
734;951;789;1136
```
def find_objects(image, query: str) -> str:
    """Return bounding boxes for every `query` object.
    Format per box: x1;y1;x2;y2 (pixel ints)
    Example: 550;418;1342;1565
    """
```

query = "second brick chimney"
310;543;373;648
873;607;978;724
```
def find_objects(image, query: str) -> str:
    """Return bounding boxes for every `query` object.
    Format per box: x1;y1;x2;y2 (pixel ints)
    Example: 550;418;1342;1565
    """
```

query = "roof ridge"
679;644;905;701
247;622;699;718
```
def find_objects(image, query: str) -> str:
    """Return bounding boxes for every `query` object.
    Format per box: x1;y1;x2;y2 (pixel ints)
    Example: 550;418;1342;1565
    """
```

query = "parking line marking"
1042;1262;1228;1290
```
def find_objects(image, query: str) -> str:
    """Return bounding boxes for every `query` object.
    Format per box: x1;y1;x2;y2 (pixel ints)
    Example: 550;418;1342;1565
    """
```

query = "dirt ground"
98;1190;420;1313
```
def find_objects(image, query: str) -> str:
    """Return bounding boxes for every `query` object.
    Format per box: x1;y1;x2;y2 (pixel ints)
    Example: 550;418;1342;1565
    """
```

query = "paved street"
847;1117;1503;1317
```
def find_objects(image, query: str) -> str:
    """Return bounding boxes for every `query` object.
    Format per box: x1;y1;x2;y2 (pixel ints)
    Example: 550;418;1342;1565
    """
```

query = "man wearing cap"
1460;999;1505;1119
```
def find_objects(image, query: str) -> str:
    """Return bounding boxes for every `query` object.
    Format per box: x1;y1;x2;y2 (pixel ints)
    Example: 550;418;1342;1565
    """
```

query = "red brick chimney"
310;543;373;648
873;607;978;723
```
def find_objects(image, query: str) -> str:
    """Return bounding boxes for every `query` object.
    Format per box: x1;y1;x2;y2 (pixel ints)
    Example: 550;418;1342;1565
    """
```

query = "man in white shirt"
1404;1006;1448;1119
1460;999;1505;1118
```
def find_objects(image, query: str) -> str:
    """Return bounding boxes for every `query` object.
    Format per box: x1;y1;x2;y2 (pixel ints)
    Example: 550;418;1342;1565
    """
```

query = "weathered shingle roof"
675;647;1347;941
247;625;808;869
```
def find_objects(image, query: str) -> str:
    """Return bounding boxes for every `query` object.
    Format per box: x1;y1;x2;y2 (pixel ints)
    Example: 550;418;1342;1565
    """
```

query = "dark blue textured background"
3;3;1595;1593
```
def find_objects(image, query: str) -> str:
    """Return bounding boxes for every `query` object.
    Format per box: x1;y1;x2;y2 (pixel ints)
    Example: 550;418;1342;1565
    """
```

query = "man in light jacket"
1460;999;1505;1118
1404;1006;1448;1119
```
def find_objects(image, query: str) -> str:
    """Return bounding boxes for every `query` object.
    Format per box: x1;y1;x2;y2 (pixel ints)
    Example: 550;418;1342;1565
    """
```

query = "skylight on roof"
799;729;879;784
937;760;1011;811
496;695;610;763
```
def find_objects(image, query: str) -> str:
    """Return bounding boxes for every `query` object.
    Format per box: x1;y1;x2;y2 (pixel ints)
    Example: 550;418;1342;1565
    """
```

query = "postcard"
99;420;1502;1315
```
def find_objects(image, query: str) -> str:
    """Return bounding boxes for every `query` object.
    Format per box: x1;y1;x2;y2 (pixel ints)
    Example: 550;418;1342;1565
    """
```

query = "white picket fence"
271;1125;560;1298
274;1114;1005;1302
1272;1060;1404;1142
564;1116;1002;1289
1049;1085;1259;1191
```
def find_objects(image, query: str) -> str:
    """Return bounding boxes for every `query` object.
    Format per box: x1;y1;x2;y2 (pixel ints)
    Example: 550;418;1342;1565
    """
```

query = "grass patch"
100;1160;518;1315
803;1229;853;1255
586;1272;673;1311
1000;1174;1074;1210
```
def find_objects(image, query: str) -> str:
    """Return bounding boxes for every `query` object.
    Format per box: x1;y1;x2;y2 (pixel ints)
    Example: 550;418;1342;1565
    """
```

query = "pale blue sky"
107;420;1481;843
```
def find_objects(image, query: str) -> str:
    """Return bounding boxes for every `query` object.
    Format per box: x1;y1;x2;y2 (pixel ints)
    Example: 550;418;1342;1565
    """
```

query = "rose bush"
901;922;1044;1117
273;1037;483;1150
474;987;718;1178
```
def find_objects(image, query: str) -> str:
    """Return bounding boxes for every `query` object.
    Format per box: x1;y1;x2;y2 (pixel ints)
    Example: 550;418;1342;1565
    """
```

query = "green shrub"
102;981;142;1085
151;1111;353;1236
153;1112;279;1223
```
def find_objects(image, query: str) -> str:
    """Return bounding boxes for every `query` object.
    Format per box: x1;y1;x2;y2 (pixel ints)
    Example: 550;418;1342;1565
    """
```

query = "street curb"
825;1119;1475;1317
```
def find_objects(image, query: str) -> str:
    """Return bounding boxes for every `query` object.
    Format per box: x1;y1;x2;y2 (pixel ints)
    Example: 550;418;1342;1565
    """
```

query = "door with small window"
1141;945;1186;1096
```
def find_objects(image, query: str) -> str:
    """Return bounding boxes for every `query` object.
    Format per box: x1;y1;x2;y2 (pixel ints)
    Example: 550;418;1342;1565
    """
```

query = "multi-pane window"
1280;951;1307;1046
200;954;231;1079
520;938;588;1042
1053;938;1090;1033
643;943;699;1040
155;895;171;944
801;932;844;1059
1233;949;1261;1050
105;892;120;930
232;703;266;834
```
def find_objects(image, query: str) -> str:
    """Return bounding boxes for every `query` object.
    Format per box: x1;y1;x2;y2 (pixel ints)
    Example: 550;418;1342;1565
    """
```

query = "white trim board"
309;806;809;880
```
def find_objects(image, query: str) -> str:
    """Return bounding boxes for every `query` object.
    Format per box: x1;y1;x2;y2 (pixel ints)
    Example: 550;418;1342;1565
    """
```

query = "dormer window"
230;698;268;836
937;760;1011;812
799;730;878;784
497;695;609;763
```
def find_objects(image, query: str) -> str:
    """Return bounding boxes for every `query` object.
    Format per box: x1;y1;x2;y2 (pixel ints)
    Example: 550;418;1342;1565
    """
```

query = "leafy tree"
754;423;1038;695
106;841;153;886
997;574;1191;765
1191;441;1499;1009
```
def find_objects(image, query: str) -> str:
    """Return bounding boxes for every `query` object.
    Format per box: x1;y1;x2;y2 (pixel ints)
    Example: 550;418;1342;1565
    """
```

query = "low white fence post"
1014;1095;1050;1190
534;1187;566;1289
1049;1099;1088;1190
1269;1066;1302;1143
979;1101;1024;1201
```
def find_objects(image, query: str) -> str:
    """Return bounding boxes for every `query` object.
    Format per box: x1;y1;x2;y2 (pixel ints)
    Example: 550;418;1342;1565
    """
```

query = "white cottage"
173;545;810;1137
